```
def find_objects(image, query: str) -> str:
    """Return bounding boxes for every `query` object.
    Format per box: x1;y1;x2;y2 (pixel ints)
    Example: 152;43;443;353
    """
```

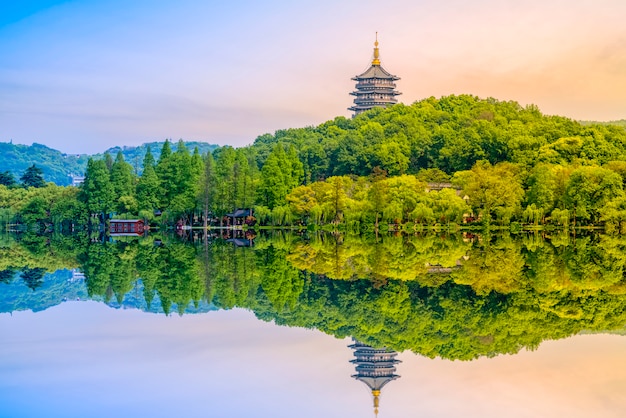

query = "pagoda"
349;339;401;417
349;33;401;116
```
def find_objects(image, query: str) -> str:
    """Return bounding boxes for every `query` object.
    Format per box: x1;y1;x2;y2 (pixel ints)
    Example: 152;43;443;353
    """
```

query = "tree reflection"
3;231;626;360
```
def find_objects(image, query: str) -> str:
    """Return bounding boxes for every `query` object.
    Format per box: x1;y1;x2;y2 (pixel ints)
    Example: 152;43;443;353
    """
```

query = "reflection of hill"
0;269;86;313
3;232;626;360
0;269;215;315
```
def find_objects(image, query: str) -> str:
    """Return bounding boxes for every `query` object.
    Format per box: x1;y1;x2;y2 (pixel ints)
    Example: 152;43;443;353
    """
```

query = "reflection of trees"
20;267;46;291
81;237;204;315
0;268;15;284
286;233;471;281
7;231;626;360
70;232;626;358
243;233;626;360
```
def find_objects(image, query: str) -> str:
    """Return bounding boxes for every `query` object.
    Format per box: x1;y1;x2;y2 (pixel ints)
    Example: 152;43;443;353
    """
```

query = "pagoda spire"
348;339;401;417
372;32;380;66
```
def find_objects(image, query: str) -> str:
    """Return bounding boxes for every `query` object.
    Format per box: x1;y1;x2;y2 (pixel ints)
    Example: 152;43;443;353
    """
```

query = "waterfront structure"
349;339;401;416
109;219;146;236
349;34;401;116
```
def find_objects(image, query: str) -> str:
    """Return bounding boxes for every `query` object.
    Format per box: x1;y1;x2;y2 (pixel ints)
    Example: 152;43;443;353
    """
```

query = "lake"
1;231;626;417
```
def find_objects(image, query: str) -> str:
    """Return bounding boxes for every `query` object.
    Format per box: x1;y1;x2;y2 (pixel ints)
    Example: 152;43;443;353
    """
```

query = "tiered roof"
349;34;401;116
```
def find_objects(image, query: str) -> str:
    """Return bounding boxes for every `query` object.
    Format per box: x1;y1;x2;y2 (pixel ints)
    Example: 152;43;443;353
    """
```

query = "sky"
1;0;626;154
1;302;626;417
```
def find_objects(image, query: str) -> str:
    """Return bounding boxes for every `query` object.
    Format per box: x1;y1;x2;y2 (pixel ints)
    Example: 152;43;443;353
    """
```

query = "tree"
168;140;201;222
0;171;16;187
110;151;136;214
136;146;160;215
21;267;46;291
286;185;317;223
155;140;174;210
258;148;288;209
21;164;46;188
81;158;115;219
454;161;524;224
564;166;624;224
198;151;217;231
19;196;48;226
526;163;557;220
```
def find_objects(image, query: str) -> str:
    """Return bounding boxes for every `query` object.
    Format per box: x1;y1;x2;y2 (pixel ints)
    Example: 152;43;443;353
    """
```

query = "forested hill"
251;95;626;180
0;142;89;186
0;140;218;185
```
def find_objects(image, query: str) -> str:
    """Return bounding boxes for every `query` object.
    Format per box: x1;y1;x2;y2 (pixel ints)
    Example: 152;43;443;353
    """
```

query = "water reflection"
2;231;626;417
2;231;626;360
349;339;400;417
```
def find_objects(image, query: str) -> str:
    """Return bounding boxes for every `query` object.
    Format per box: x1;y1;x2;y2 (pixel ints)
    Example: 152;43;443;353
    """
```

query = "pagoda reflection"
349;339;401;417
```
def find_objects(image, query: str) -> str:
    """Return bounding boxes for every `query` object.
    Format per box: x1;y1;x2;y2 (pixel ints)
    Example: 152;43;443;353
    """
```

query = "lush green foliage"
4;231;626;360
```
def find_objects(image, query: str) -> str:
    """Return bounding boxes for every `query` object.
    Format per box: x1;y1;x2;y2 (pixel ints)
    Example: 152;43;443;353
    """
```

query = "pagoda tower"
349;33;401;116
349;339;401;417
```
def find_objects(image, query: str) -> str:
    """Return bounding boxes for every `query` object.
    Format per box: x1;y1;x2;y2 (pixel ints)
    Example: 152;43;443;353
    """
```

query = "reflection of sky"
2;302;626;417
2;1;626;153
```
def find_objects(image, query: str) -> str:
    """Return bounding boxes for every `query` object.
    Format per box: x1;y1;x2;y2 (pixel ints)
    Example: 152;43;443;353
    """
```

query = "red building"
109;219;146;235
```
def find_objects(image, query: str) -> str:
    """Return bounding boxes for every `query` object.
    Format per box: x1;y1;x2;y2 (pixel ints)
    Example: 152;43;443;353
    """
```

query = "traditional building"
109;219;147;236
349;34;401;116
349;339;401;417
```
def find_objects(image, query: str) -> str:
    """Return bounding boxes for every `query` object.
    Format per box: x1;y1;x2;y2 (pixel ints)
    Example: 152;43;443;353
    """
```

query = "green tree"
20;164;46;188
198;151;217;230
20;267;46;291
136;147;160;215
564;166;623;224
110;151;136;214
81;159;115;219
0;171;16;187
455;161;524;224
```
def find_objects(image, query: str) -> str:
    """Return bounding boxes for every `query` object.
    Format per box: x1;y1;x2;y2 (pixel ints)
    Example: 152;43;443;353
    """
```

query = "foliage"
5;231;626;360
20;164;46;188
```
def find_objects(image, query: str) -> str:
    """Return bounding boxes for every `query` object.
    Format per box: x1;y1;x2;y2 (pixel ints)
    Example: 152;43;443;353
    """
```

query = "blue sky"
2;1;626;154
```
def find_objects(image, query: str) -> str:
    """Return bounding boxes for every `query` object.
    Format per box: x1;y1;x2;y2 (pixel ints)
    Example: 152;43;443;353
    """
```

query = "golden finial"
372;389;381;417
372;32;380;65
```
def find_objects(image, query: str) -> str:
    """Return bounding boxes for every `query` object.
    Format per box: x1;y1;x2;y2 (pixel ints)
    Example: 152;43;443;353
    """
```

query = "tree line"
4;94;626;229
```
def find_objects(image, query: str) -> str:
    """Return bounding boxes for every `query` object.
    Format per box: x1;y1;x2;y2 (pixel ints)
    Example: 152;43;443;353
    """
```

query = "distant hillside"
0;140;219;186
0;142;89;186
579;119;626;128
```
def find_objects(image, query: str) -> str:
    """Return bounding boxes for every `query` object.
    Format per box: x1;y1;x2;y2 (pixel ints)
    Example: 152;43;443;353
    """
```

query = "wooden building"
349;34;401;116
109;219;146;236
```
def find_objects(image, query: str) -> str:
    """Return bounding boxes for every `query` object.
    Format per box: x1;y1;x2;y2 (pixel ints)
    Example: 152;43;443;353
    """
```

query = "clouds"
1;0;626;153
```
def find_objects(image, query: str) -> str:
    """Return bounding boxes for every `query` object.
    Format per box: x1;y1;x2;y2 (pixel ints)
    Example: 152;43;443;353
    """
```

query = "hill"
580;119;626;128
0;142;89;186
0;140;219;185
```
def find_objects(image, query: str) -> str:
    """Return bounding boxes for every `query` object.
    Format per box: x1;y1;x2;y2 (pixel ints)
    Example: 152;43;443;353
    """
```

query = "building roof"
226;209;253;218
353;64;399;80
352;33;400;81
110;219;143;223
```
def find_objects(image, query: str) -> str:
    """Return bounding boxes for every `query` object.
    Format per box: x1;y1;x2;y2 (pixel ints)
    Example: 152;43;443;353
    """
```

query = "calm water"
2;232;626;417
